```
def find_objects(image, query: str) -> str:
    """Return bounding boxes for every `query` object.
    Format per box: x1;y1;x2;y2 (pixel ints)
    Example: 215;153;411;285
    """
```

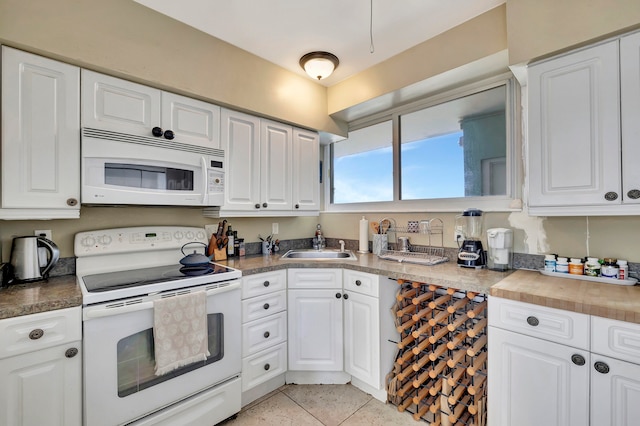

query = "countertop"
491;269;640;324
0;275;82;320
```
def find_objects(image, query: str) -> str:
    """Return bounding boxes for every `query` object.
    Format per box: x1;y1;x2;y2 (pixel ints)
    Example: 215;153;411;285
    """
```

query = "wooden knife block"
213;246;227;261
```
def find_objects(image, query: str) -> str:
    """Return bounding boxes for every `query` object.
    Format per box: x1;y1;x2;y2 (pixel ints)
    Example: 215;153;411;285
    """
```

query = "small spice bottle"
569;258;584;275
556;257;569;273
601;258;619;279
237;238;245;257
544;254;556;272
584;257;601;277
617;259;628;280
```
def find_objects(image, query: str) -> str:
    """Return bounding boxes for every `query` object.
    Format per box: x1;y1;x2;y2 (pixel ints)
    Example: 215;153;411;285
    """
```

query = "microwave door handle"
201;156;208;204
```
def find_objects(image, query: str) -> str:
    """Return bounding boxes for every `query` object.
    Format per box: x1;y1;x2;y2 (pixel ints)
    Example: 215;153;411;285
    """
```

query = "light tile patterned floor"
221;384;418;426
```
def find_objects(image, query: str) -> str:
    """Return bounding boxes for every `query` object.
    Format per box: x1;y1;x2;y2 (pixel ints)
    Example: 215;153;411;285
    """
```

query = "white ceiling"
134;0;505;87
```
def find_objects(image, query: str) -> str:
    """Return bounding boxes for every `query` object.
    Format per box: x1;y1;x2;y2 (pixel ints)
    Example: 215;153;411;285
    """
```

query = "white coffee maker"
486;228;513;271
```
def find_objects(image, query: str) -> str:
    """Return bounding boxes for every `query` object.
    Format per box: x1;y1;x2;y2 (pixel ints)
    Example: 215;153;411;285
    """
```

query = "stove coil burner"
179;265;214;276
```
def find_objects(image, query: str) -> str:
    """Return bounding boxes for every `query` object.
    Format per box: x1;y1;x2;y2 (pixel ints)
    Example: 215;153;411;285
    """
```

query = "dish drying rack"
377;217;448;266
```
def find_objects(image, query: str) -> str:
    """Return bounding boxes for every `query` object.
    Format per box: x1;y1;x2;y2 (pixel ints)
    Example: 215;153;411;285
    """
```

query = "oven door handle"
84;282;240;319
201;156;208;205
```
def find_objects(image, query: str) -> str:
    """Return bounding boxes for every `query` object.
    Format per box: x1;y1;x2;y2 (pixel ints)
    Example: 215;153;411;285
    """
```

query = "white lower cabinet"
0;307;82;426
490;297;640;426
240;270;287;406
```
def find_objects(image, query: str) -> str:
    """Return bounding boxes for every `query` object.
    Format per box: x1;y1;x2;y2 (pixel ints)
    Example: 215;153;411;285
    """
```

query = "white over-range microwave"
81;128;224;206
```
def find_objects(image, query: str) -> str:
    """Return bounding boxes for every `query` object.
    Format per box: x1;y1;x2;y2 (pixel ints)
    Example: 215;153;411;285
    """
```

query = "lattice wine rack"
386;279;487;426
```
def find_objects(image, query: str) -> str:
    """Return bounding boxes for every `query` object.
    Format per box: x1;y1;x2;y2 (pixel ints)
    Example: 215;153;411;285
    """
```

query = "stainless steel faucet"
313;224;325;250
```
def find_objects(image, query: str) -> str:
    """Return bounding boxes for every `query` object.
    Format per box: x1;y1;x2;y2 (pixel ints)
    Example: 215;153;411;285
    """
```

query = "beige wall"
507;0;640;64
0;0;345;136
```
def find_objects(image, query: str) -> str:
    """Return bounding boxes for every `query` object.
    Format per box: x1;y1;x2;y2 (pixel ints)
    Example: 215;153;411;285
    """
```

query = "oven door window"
116;313;223;397
105;163;194;191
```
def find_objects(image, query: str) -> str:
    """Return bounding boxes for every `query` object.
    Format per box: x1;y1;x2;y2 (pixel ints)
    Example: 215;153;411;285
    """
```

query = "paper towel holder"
358;216;369;253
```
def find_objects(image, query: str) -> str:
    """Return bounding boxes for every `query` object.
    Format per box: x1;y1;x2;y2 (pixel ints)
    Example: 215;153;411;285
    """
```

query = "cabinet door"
591;355;640;426
621;32;640;204
292;128;319;211
288;289;343;371
488;327;589;426
81;69;160;136
260;120;292;210
161;92;221;149
528;40;620;207
344;291;380;388
1;47;80;213
0;343;81;426
221;109;261;210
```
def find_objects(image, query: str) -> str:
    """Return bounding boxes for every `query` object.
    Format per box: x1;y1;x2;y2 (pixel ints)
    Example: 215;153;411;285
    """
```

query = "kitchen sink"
280;249;357;260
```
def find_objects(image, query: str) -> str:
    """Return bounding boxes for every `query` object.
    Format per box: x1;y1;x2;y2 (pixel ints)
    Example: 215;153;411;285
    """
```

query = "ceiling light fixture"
299;51;339;80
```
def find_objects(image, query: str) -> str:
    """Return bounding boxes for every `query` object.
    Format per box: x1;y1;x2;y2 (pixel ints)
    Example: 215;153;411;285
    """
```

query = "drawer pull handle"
263;303;270;310
526;316;539;327
628;189;640;200
263;280;270;287
604;191;618;201
29;329;44;340
264;331;270;338
594;361;610;374
335;293;342;299
65;348;79;358
343;293;349;300
571;354;585;366
264;363;271;371
355;280;362;286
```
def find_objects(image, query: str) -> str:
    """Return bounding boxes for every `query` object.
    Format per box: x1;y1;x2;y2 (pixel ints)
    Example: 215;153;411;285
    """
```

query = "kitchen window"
328;74;520;212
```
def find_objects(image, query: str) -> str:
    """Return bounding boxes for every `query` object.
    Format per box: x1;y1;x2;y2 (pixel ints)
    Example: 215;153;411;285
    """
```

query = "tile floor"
221;384;417;426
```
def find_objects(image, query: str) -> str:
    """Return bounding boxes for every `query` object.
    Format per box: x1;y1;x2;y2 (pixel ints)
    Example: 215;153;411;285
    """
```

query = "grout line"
279;391;329;426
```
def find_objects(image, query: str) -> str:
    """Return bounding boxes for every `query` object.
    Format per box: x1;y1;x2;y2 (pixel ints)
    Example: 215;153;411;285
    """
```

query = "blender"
486;228;513;271
455;208;486;268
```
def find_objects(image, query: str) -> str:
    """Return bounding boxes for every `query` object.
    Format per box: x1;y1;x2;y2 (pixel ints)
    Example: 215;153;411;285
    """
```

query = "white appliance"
75;226;242;426
486;227;513;271
81;128;225;206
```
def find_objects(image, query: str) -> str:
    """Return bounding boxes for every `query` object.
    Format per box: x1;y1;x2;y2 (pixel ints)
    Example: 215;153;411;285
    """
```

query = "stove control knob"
196;231;206;241
185;231;194;240
97;235;112;245
174;231;184;240
82;236;96;247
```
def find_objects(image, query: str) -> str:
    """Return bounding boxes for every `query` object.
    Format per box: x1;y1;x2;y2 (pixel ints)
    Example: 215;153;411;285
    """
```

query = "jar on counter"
556;257;569;273
601;258;619;279
544;254;557;272
617;259;628;280
584;257;601;277
237;238;245;257
569;258;584;275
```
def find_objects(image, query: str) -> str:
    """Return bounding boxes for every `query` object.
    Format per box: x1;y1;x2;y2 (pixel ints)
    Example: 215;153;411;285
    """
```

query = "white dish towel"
153;290;210;376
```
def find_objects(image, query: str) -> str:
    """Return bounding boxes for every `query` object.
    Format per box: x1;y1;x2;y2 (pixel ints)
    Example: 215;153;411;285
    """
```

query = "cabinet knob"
263;303;270;310
355;280;362;286
335;293;342;299
526;316;539;327
264;363;271;371
65;348;79;358
29;329;44;340
262;202;268;208
571;354;586;366
295;204;300;209
255;203;261;209
343;293;349;300
604;191;618;201
152;127;163;137
263;280;270;287
264;331;270;339
66;198;78;207
163;129;175;140
594;361;610;374
628;189;640;200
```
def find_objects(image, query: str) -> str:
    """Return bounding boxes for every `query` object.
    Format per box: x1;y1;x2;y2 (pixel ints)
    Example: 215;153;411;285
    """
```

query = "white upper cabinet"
528;31;640;215
1;46;80;219
260;120;293;210
292;129;320;211
82;70;220;149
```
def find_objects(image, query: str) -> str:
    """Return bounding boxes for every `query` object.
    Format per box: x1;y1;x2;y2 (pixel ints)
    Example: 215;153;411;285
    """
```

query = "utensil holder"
372;234;388;256
262;241;273;255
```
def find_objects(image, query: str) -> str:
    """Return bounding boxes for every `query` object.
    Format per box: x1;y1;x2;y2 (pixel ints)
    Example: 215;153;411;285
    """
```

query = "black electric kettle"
9;236;60;282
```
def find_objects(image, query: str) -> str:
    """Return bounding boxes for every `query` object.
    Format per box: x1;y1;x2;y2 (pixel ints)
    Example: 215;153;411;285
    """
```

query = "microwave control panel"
208;170;224;194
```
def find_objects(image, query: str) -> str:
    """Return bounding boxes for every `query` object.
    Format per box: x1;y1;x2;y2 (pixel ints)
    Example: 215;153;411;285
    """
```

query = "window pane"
332;121;393;203
400;85;507;200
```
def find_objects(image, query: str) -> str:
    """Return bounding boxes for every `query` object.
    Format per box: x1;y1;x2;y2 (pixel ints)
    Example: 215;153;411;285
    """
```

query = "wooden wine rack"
387;279;488;426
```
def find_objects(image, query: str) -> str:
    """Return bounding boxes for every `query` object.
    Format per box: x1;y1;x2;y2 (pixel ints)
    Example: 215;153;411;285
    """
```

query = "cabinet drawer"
488;297;589;349
242;270;286;299
343;270;379;297
0;307;81;360
242;311;287;357
592;316;640;364
242;342;287;391
288;268;342;289
242;290;286;323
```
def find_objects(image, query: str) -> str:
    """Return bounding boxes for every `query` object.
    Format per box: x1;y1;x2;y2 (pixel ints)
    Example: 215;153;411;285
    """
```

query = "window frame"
325;73;521;213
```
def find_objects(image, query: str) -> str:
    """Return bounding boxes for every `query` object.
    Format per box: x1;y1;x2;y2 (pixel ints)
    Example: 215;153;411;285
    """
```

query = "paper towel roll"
358;216;369;253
